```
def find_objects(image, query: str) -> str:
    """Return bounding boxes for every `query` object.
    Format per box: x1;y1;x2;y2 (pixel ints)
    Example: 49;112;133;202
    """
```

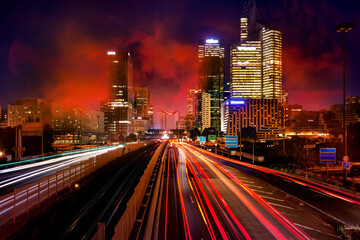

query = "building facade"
8;98;105;146
194;90;211;132
198;39;225;134
224;99;281;140
134;118;152;133
230;18;282;100
186;88;196;117
102;51;134;141
135;87;150;118
225;14;283;140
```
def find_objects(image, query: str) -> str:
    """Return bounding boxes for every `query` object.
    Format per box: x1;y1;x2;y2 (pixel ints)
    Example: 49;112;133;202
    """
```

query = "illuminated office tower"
186;88;196;117
198;39;225;134
194;90;211;132
102;51;134;141
240;17;248;41
230;18;282;100
230;39;262;99
226;1;283;139
135;87;150;118
261;28;282;99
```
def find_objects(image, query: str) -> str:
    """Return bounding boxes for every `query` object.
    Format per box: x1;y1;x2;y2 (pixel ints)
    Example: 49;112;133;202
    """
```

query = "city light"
107;51;116;55
237;46;257;51
205;39;219;44
230;100;245;105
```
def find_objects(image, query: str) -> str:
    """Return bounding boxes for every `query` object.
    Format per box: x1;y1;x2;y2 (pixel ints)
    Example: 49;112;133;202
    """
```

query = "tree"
126;133;137;142
189;128;200;140
241;127;257;141
201;127;216;138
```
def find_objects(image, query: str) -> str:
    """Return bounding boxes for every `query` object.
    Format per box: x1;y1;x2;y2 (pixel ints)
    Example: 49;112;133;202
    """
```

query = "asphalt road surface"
157;142;346;239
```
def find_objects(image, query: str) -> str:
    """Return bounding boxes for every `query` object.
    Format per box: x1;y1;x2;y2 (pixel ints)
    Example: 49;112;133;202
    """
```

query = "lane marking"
267;202;294;210
244;184;263;189
252;189;273;195
294;223;341;239
258;195;285;202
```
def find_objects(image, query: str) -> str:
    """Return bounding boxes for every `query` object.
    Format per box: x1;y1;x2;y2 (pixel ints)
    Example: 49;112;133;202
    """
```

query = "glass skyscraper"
230;18;282;101
101;51;134;141
198;39;225;134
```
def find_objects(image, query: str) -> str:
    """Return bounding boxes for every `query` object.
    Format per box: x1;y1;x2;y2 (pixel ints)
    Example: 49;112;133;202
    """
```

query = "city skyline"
1;0;359;116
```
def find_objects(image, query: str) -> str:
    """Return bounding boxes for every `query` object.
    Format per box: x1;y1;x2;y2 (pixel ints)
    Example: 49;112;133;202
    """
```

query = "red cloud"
283;46;343;109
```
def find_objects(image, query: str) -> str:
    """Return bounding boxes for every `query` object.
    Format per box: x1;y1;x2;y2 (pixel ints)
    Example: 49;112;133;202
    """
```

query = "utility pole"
41;125;44;158
335;22;354;186
252;139;255;164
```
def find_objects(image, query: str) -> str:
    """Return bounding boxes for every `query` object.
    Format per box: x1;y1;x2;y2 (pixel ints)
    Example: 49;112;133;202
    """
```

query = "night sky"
1;0;359;118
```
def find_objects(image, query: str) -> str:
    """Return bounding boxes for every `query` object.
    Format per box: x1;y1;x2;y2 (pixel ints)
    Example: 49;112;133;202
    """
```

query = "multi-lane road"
157;142;360;239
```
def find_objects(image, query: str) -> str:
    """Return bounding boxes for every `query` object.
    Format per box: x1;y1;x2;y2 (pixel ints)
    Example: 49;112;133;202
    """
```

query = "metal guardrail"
0;145;119;170
0;142;142;170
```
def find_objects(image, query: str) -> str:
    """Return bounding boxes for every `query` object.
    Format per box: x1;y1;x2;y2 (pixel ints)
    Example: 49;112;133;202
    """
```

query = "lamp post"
335;22;354;186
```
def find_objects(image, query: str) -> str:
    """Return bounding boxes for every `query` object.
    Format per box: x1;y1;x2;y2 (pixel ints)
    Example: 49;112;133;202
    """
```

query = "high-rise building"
101;51;134;141
261;28;282;99
135;87;150;118
198;39;224;135
157;110;179;130
224;99;281;140
194;90;211;132
226;2;283;140
148;105;154;128
186;88;196;117
230;18;282;100
230;39;262;98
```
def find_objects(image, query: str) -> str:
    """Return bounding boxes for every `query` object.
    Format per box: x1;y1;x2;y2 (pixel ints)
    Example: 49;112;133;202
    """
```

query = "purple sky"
0;0;359;117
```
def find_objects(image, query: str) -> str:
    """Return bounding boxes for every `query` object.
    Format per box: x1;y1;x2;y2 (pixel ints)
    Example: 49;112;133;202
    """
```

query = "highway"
186;143;360;225
0;146;123;195
158;142;342;239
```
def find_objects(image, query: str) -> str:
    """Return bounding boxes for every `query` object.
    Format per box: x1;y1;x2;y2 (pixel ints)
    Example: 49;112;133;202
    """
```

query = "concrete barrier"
111;142;166;240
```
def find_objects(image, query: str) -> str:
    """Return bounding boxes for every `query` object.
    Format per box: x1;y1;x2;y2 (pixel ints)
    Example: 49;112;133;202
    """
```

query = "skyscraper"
230;37;262;98
230;18;282;100
186;88;196;117
226;1;283;140
198;39;225;134
135;87;150;118
194;90;211;132
261;28;282;99
101;51;134;141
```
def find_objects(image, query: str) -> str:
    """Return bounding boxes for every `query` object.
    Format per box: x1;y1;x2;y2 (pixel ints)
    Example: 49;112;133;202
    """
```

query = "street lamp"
335;22;354;186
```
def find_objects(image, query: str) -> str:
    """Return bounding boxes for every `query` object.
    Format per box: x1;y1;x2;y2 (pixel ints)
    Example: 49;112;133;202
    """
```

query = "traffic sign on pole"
208;135;216;141
225;135;238;148
199;136;206;144
320;148;336;164
343;155;349;162
342;162;350;169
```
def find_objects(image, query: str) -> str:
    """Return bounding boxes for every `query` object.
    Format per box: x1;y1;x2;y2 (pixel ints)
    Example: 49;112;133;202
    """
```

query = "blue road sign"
199;136;206;144
320;148;336;163
342;162;350;169
225;135;238;148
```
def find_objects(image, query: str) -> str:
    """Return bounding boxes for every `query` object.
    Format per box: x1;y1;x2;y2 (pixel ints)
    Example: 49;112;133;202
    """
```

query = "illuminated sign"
107;51;116;55
230;100;245;105
206;39;219;44
237;46;256;51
